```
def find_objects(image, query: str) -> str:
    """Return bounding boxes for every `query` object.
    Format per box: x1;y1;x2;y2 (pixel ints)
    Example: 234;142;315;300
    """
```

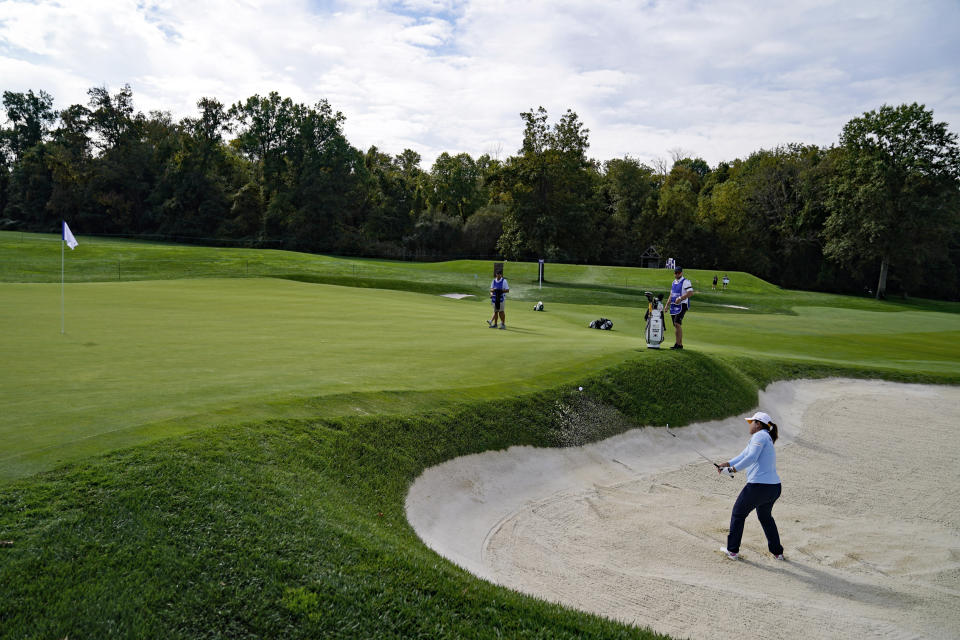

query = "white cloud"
1;0;957;168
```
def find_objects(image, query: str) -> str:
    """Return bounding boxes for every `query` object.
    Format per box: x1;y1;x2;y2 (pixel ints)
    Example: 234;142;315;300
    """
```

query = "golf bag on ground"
533;301;544;311
644;291;665;349
589;318;613;330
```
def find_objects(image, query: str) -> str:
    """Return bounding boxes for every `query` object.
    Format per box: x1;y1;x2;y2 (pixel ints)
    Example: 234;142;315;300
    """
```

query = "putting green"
3;275;959;482
0;278;644;480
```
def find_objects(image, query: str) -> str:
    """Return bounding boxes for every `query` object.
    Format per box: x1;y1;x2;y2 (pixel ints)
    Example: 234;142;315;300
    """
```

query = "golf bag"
533;301;544;311
589;318;613;330
644;291;665;349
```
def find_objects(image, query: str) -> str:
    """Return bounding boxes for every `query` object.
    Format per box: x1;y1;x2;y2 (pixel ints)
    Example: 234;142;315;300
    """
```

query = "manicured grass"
0;354;756;639
7;230;951;315
4;274;957;482
1;233;959;639
1;277;646;481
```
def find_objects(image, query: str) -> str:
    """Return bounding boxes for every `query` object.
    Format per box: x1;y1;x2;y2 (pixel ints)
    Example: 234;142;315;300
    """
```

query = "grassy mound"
0;353;790;639
2;351;950;638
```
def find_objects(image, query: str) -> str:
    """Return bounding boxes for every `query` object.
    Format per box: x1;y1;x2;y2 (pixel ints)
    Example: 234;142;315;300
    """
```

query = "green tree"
45;103;93;227
824;103;960;298
499;107;596;261
155;98;236;238
658;159;712;267
1;89;56;161
283;99;367;253
229;94;365;249
696;146;837;285
361;146;420;248
473;152;501;206
596;156;659;264
781;146;837;289
83;85;168;234
3;144;52;227
405;207;463;257
87;85;138;150
229;92;296;204
462;204;506;257
428;152;482;218
220;181;264;240
0;136;9;219
1;89;57;226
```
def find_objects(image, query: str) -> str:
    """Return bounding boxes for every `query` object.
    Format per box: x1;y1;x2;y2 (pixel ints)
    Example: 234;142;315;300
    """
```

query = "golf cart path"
406;379;960;640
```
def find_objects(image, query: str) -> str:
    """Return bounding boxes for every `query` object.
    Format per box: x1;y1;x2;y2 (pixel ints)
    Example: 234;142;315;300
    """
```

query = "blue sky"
1;0;958;168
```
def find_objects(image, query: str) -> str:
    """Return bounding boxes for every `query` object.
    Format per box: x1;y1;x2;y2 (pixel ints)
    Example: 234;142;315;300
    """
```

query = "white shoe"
488;320;496;328
774;553;785;561
720;547;739;560
499;324;506;330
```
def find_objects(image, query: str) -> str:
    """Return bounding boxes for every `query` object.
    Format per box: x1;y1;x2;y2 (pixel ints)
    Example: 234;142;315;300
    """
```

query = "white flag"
63;221;78;249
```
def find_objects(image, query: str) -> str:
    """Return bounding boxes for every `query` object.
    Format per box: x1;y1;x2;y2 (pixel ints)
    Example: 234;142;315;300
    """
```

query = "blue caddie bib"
670;278;686;315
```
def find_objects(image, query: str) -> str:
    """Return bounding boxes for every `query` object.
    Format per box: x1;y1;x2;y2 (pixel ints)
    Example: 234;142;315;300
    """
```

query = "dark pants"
727;482;783;555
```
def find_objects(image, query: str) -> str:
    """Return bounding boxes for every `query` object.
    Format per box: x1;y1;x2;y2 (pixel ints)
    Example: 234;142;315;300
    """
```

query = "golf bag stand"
644;292;665;349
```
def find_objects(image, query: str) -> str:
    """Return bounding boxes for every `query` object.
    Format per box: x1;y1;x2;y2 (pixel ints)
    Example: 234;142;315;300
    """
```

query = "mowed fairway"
694;305;960;373
1;278;643;480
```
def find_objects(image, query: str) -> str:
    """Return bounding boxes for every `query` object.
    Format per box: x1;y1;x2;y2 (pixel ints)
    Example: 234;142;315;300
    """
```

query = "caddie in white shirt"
488;270;509;330
668;265;694;349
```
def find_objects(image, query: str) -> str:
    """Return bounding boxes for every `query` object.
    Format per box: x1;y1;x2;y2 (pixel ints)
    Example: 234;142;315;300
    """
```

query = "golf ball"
578;386;583;391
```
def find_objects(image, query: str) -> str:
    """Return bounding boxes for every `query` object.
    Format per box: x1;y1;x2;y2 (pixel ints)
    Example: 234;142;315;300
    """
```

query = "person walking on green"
488;270;509;330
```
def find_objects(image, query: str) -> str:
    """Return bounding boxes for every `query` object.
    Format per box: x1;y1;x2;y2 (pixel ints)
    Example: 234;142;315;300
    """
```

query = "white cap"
746;411;773;424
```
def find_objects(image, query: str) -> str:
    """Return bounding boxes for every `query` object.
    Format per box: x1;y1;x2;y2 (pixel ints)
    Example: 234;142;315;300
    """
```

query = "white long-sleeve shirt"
730;429;780;484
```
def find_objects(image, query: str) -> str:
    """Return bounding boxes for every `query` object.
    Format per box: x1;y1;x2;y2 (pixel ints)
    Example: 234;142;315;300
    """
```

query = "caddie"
668;265;693;349
488;269;509;330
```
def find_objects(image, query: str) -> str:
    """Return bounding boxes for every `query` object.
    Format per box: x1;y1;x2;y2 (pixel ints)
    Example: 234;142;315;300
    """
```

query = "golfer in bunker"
717;411;785;560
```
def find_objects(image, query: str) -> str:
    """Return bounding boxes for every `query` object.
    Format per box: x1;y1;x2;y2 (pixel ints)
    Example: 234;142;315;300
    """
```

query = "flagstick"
61;234;65;335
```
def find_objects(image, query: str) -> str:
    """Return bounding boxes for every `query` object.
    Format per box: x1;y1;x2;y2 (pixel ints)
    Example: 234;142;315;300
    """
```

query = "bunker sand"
407;379;960;639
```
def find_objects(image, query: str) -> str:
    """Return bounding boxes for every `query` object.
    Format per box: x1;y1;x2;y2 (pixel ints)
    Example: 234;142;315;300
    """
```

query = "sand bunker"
406;379;960;639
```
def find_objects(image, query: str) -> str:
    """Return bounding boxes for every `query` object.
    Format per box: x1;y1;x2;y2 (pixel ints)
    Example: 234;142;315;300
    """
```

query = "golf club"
666;424;734;477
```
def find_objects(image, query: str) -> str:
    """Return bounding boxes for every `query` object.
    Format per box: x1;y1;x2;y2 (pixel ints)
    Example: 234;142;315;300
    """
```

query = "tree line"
2;86;958;299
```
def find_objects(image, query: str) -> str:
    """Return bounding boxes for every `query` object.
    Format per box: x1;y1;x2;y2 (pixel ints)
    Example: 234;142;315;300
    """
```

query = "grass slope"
1;354;757;639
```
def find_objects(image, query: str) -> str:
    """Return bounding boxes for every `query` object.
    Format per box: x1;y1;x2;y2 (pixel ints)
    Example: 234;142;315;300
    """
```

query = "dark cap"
673;265;682;273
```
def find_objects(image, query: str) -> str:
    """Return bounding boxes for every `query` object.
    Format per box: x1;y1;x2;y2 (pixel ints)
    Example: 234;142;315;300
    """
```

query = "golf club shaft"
666;425;731;475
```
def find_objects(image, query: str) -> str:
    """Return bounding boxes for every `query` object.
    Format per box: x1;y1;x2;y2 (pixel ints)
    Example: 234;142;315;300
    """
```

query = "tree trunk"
876;255;889;300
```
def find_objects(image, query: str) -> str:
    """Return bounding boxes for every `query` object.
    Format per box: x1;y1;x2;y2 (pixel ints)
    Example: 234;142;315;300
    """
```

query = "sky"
1;0;959;169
